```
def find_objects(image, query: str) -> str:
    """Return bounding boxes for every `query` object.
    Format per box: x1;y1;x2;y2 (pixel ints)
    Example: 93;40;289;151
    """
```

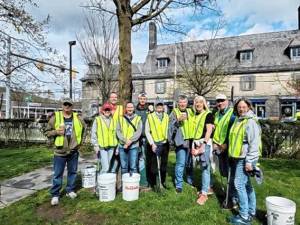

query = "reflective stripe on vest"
173;108;194;140
147;112;169;143
213;108;234;145
54;111;83;147
193;111;209;139
96;116;117;148
228;118;262;158
120;115;141;139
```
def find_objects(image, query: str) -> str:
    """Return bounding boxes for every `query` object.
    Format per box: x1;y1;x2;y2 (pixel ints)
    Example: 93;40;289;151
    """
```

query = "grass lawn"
0;146;53;181
0;153;299;225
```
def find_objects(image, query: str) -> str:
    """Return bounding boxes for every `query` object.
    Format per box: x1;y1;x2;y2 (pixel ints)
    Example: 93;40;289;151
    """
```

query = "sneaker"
229;215;251;225
196;194;208;205
175;188;182;193
207;187;214;195
66;191;77;199
248;213;255;222
51;197;59;206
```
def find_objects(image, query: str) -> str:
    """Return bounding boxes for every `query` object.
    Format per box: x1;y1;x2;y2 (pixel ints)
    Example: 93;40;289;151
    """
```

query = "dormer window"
195;54;208;66
240;50;253;62
290;47;300;60
157;58;169;68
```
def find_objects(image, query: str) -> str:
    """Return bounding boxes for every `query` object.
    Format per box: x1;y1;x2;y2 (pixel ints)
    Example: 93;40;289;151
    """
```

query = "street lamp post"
69;40;76;99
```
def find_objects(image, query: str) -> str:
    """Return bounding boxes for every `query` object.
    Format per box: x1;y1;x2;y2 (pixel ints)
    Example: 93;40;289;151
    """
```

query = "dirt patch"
70;210;106;225
36;203;66;222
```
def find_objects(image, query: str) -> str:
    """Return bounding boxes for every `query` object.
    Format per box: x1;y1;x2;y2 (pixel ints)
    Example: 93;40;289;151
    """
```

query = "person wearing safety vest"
168;95;194;193
228;98;261;225
190;96;214;205
106;92;123;176
135;92;152;190
91;102;117;174
145;100;169;188
212;93;236;209
45;97;86;206
116;102;142;174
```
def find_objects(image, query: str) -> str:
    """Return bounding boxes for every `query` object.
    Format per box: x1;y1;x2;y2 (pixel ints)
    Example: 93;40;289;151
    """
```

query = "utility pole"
173;43;178;108
69;41;76;99
5;37;11;119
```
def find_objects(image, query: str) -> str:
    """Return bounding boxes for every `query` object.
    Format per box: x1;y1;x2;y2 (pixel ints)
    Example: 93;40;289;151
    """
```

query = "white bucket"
122;173;140;201
81;165;96;188
98;173;116;202
266;196;296;225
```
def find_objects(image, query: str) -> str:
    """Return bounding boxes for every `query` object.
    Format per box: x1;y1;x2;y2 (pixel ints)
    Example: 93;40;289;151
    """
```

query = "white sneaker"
51;197;59;206
66;191;77;199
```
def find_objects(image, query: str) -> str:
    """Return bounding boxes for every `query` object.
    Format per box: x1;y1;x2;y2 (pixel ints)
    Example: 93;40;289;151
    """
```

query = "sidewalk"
0;156;97;208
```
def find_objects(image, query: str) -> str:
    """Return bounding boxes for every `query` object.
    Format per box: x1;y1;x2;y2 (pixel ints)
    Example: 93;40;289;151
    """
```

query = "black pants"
148;143;169;187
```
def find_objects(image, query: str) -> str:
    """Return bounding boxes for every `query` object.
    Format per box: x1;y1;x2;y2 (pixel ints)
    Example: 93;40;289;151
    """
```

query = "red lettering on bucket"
125;186;139;190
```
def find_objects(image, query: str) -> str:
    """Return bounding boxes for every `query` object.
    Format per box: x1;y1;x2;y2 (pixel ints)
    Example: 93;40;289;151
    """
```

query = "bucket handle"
266;212;274;225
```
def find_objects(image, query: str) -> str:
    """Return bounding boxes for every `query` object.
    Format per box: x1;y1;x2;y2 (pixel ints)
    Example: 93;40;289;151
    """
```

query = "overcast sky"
28;0;300;97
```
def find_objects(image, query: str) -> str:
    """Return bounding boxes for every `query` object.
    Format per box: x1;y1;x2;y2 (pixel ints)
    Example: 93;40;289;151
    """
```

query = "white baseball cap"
215;94;227;100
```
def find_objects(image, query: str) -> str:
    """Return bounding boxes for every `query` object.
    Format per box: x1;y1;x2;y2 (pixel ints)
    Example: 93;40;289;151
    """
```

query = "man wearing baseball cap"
45;97;86;206
213;93;236;209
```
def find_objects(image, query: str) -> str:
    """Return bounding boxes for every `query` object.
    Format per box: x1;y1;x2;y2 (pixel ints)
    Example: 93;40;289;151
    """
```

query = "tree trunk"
117;9;132;104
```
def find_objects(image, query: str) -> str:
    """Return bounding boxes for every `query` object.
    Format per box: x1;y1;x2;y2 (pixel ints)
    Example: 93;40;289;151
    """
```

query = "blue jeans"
200;145;212;194
99;148;114;174
50;151;79;197
175;146;193;189
234;159;256;219
119;146;139;174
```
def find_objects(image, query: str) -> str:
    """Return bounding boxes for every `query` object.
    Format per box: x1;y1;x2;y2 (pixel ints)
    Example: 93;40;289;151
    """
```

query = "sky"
27;0;300;98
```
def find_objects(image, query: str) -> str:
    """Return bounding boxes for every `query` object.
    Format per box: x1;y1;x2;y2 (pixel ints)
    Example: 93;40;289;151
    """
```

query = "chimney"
298;6;300;30
149;22;157;50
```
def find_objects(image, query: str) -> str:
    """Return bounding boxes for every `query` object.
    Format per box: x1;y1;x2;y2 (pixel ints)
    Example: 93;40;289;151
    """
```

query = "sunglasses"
63;103;72;107
216;99;226;103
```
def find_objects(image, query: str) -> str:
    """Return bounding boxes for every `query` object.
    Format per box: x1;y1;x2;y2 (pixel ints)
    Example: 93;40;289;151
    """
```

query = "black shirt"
64;116;73;144
198;112;214;139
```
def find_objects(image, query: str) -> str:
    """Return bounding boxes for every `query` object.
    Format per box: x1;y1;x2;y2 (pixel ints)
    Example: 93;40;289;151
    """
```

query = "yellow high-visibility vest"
120;115;141;139
213;108;234;145
113;105;123;124
54;111;83;147
193;111;209;139
173;108;194;140
96;116;117;148
228;117;262;158
147;112;169;143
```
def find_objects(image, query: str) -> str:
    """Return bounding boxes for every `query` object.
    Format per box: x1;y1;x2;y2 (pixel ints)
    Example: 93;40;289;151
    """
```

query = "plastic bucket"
122;173;140;201
98;173;116;202
266;196;296;225
81;165;96;188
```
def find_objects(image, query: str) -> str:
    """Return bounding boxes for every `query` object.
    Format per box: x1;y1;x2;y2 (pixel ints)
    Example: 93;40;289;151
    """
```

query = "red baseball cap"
102;102;112;111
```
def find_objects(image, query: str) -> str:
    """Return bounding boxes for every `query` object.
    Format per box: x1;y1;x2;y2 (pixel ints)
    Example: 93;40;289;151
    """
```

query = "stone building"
81;6;300;119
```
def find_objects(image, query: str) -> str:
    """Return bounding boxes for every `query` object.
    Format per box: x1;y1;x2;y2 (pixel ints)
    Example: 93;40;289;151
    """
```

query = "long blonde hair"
193;96;209;112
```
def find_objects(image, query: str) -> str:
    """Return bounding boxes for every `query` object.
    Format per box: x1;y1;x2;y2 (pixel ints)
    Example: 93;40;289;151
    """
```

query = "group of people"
45;91;261;225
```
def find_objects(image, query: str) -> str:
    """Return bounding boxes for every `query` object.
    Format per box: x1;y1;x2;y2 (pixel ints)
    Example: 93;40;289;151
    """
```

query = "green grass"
0;153;299;225
0;146;53;181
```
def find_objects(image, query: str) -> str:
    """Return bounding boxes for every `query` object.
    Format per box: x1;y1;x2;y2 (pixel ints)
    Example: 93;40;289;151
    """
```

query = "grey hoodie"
238;110;261;163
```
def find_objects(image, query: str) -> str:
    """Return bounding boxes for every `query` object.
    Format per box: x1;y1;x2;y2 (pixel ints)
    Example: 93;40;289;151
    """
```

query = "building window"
195;54;208;66
290;47;300;60
254;103;266;118
240;50;253;62
155;81;166;94
240;75;255;91
157;58;169;68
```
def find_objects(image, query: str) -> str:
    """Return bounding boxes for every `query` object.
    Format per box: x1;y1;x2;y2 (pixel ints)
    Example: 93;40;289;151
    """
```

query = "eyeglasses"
63;103;72;107
216;99;226;103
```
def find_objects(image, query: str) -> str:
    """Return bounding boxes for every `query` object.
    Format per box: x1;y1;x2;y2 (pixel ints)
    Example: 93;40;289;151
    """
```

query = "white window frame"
290;47;300;60
240;75;255;91
155;81;166;94
157;58;169;68
240;50;253;62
